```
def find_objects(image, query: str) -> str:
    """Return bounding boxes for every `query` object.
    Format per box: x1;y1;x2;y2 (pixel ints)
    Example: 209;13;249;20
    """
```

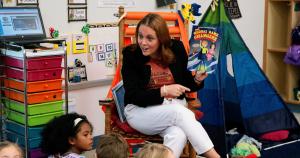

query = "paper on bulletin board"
59;34;72;55
72;34;88;54
98;0;135;8
67;27;119;82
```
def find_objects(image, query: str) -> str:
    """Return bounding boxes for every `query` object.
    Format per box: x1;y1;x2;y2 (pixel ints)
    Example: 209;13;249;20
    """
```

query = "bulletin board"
67;26;119;83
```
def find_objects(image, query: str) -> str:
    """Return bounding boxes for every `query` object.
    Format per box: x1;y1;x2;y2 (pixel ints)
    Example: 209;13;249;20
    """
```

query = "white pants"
124;98;214;158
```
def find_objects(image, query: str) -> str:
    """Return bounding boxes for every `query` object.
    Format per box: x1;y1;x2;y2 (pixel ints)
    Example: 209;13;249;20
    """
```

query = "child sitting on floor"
96;133;129;158
41;113;94;158
135;143;175;158
0;141;23;158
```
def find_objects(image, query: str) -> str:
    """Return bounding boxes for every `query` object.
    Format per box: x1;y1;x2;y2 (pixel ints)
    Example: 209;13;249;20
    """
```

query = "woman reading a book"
121;13;220;158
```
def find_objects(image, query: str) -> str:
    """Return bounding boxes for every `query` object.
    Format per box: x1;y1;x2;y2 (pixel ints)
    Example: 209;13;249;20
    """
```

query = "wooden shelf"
264;0;300;105
285;99;300;105
270;0;291;1
267;47;288;53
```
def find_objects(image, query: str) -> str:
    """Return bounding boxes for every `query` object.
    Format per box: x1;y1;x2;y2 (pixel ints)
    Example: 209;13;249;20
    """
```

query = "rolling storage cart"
0;39;68;158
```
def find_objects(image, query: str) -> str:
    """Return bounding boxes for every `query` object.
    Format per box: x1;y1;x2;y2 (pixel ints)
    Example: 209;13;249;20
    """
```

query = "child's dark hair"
40;113;93;156
96;133;129;158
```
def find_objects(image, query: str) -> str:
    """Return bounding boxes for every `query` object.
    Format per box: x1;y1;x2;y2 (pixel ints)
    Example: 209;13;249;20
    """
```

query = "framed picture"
97;53;105;61
89;45;97;54
68;7;87;22
96;44;105;52
156;0;176;7
105;43;114;52
68;65;88;83
68;0;87;5
72;34;88;53
17;0;39;5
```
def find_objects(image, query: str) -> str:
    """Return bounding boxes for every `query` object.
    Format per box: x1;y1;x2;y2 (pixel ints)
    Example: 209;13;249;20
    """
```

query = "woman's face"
137;25;160;58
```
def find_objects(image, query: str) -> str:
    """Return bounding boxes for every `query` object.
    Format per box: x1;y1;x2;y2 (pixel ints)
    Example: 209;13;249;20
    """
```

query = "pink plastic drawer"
4;56;63;70
5;67;62;81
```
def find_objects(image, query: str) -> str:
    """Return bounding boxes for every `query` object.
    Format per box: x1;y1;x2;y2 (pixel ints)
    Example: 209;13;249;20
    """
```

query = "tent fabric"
197;0;300;157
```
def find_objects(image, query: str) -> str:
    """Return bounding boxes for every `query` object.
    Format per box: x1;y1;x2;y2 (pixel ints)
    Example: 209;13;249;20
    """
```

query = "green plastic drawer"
6;109;64;127
4;99;64;115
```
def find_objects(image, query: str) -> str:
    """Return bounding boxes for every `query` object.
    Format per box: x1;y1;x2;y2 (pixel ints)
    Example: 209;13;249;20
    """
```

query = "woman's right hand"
161;84;190;98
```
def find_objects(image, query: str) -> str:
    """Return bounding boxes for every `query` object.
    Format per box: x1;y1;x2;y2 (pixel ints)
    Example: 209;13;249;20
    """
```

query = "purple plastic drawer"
29;148;46;158
4;56;63;70
5;67;63;81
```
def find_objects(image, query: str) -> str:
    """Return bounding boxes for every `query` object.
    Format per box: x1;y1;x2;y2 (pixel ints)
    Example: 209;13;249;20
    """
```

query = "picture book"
187;26;221;74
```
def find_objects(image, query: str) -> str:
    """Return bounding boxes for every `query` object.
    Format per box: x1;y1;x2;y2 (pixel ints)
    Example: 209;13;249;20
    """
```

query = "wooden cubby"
263;0;300;104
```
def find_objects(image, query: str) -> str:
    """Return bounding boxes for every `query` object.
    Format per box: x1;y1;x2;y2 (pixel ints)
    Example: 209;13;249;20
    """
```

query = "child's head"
135;143;175;158
0;141;23;158
96;133;128;158
210;43;216;49
41;113;93;156
201;40;208;47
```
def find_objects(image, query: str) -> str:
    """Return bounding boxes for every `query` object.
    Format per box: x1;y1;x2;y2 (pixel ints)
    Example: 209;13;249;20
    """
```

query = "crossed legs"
124;99;220;158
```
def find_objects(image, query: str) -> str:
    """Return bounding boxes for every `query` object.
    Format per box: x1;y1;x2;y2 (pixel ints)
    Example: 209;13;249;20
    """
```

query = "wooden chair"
100;7;196;158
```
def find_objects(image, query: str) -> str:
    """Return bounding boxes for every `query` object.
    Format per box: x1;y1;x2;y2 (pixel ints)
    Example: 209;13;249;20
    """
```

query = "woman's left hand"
194;71;208;83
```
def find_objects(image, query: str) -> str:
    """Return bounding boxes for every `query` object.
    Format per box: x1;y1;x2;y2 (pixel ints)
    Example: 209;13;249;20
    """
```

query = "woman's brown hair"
135;13;175;67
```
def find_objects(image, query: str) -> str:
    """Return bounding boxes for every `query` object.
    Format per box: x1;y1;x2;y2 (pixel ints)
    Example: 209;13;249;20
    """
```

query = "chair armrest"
99;99;115;134
99;99;114;107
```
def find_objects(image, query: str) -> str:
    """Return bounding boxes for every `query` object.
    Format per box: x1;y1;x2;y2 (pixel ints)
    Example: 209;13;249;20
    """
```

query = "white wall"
186;0;265;65
3;0;265;136
68;85;110;136
232;1;265;65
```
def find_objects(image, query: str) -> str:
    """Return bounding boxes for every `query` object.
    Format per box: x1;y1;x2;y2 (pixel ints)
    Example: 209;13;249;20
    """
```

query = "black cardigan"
121;40;204;107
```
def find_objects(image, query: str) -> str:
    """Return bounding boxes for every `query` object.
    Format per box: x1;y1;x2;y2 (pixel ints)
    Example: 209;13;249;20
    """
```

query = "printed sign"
68;7;87;22
224;0;242;19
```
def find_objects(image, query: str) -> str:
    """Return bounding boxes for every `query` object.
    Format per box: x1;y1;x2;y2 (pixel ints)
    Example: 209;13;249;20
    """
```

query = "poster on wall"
68;7;87;22
68;0;87;5
98;0;135;8
72;34;88;54
68;65;88;83
156;0;176;8
17;0;38;5
90;43;116;67
224;0;242;19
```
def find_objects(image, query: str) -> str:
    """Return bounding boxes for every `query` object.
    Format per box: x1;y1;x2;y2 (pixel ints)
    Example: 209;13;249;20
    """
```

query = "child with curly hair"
40;113;93;158
0;141;23;158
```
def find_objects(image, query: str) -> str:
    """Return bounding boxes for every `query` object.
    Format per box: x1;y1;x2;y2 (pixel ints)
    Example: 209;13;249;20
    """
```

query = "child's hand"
195;71;208;83
161;84;190;98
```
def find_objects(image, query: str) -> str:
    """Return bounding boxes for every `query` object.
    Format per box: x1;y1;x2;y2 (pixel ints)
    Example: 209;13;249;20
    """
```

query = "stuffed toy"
191;3;202;16
186;92;203;121
49;27;59;38
179;3;202;24
180;3;196;24
230;135;261;158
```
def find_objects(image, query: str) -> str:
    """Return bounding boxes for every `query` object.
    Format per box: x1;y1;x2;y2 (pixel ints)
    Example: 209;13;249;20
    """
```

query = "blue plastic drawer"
6;130;41;149
5;120;43;139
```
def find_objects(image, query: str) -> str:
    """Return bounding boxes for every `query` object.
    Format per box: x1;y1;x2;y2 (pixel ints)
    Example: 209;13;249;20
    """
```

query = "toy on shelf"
49;27;59;38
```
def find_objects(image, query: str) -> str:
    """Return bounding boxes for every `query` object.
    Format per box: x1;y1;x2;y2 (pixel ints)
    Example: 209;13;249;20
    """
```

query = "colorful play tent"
197;0;300;157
